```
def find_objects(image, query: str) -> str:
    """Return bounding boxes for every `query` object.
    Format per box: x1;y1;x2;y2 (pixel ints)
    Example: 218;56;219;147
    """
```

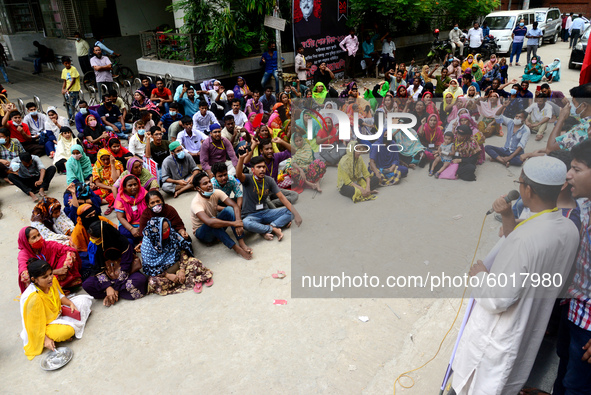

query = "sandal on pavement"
205;279;213;287
194;282;203;293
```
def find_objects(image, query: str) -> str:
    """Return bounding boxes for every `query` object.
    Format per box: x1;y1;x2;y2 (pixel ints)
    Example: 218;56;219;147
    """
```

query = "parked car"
569;25;590;69
484;7;561;55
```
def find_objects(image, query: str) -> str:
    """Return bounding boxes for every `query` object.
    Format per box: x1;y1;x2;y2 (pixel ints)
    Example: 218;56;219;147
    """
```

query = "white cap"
226;90;234;96
523;156;567;186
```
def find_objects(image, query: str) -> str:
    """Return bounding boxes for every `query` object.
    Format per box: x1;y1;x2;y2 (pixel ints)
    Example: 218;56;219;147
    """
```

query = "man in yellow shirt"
74;32;91;73
60;56;80;121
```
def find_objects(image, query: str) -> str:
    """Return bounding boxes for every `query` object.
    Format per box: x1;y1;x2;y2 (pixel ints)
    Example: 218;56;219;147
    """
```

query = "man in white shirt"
449;23;464;56
380;32;396;76
451;156;579;395
569;14;586;49
466;22;483;54
207;80;227;120
192;101;217;135
339;28;359;80
225;99;248;128
526;94;553;141
295;45;309;86
177;117;207;163
407;77;423;101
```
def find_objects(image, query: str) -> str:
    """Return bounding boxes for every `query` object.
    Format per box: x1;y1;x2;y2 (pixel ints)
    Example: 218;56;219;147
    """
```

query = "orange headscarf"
70;204;114;252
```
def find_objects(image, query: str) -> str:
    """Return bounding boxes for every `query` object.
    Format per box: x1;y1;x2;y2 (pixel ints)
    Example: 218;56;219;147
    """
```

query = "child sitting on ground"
431;132;455;178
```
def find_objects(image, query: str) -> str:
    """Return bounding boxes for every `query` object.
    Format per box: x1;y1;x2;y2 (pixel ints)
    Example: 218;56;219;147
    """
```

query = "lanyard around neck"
514;208;558;230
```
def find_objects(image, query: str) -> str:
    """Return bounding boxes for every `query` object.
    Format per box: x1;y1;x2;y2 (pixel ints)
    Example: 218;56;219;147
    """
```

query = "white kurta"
452;210;579;395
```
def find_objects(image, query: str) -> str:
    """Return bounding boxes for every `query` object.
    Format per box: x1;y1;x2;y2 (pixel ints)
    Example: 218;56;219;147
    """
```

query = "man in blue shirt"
486;107;530;167
97;95;131;139
177;87;201;118
75;100;102;134
260;42;284;93
510;18;527;66
157;102;183;135
569;14;586;49
361;33;379;77
482;21;490;37
525;21;543;64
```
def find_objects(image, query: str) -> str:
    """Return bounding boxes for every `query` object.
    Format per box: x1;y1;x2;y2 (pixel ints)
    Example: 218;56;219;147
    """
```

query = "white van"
484;8;561;54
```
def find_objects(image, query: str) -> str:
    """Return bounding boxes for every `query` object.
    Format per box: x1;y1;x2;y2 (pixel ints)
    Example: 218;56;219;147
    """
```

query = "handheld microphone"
486;190;520;215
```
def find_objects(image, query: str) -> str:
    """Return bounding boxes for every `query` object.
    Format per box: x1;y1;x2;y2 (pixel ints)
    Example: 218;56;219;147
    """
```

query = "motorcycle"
426;29;453;64
479;34;499;59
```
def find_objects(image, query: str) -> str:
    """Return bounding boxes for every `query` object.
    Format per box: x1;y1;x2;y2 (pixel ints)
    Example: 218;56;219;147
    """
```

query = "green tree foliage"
348;0;500;34
168;0;290;73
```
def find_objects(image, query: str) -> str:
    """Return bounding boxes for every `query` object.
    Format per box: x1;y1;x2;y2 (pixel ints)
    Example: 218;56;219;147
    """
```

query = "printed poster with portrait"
293;0;349;79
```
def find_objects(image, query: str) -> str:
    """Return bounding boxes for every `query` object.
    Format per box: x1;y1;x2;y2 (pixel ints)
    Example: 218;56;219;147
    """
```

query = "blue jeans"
510;42;523;64
105;122;132;139
194;206;243;249
65;91;79;120
261;70;279;92
484;145;523;166
553;313;591;395
33;58;42;73
243;207;293;234
0;65;9;83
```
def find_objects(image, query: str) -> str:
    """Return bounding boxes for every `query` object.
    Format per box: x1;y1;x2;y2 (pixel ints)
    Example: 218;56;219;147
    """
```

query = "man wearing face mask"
486;105;530;167
510;19;527;66
449;23;465;57
75;101;102;134
74;32;91;74
525;21;543;65
161;140;200;198
157;102;183;134
525;94;552;141
98;95;131;139
547;84;591;153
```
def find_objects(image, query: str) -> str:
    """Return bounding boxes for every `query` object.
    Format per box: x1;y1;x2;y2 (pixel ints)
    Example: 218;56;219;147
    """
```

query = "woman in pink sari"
114;174;148;247
417;113;444;162
17;226;81;293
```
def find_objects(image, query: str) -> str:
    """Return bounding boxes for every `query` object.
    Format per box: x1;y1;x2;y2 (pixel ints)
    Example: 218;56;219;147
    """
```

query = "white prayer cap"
226;90;234;95
523;156;567;186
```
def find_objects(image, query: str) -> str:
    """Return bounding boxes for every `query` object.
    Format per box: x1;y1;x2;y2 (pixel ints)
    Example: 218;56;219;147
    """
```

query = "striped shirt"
568;199;591;330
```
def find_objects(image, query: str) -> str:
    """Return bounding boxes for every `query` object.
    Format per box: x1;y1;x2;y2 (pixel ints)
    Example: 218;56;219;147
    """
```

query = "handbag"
438;163;459;179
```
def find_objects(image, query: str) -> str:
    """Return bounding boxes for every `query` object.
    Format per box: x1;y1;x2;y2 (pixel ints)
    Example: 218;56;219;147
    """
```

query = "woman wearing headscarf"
81;114;111;163
462;54;476;72
92;148;124;213
422;91;438;117
450;112;485;164
113;156;158;194
315;116;345;166
543;58;561;83
65;144;92;185
441;92;458;126
417;113;445;162
448;124;481;181
483;54;498;73
312;82;329;105
477;92;503;138
233;76;251;107
70;203;115;279
337;141;380;203
268;103;289;131
53;127;77;174
114;174;147;247
367;117;408;186
31;197;74;237
44;106;68;136
521;55;544;83
420;65;432;84
480;64;500;90
63;181;102;224
475;53;485;70
107;137;132;168
19;259;92;360
295;110;322;152
82;221;147;306
141;217;212;295
371;81;391;100
339;81;358;98
470;63;484;84
131;89;160;119
285;132;326;193
139;189;190;240
17;226;82;293
443;79;463;100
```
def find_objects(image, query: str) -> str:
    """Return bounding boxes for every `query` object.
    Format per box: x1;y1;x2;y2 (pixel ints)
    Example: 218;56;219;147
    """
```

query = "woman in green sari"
470;63;483;84
337;141;380;203
522;55;543;83
285;133;327;193
312;82;328;105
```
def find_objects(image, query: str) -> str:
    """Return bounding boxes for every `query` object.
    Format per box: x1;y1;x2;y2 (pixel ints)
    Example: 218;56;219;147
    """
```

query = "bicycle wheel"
82;71;96;93
116;66;135;83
